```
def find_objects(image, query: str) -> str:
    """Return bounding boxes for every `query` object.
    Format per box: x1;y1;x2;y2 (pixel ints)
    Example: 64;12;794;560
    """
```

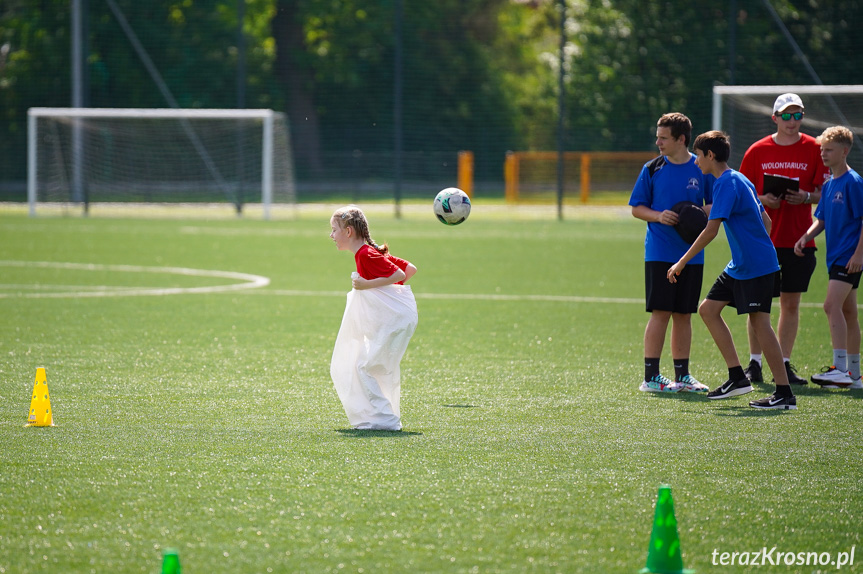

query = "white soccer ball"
433;188;471;225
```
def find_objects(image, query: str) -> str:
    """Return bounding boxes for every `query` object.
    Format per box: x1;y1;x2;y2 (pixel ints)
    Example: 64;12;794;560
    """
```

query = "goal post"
27;108;295;219
712;85;863;168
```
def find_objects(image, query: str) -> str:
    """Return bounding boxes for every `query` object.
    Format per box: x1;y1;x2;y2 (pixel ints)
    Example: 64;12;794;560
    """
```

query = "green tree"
3;0;862;198
0;0;282;189
272;0;517;179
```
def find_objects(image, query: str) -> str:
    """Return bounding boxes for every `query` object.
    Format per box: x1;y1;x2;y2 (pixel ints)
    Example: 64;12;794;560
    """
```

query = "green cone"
639;485;693;574
162;548;181;574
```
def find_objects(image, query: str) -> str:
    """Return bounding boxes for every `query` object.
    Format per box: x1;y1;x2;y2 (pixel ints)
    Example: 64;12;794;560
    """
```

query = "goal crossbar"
713;85;863;96
28;108;281;119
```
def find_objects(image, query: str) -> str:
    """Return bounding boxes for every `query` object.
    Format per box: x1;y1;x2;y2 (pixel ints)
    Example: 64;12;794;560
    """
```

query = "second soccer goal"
27;107;296;219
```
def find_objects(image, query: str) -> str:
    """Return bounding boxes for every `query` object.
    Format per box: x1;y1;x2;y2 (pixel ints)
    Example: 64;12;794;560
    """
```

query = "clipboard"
762;173;800;198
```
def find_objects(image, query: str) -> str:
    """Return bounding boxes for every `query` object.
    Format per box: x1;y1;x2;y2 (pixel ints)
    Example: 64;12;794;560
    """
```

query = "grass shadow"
805;387;863;400
335;429;423;438
710;405;793;417
641;392;707;402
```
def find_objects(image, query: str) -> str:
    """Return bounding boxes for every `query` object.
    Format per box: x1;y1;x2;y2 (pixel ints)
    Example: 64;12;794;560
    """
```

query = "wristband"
806;192;811;204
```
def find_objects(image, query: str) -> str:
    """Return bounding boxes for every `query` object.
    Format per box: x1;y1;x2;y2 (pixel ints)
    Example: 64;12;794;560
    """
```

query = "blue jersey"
629;154;713;264
709;169;779;280
814;168;863;269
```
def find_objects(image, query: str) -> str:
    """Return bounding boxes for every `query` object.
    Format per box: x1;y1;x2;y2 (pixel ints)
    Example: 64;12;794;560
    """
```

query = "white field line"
251;288;837;308
0;260;848;308
0;261;269;298
254;289;642;305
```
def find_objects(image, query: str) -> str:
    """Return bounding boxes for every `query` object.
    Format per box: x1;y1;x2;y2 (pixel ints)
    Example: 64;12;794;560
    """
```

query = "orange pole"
504;152;519;203
458;150;474;197
580;154;591;204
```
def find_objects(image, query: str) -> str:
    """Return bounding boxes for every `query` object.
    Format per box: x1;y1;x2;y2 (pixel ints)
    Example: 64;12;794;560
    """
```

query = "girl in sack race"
329;206;418;431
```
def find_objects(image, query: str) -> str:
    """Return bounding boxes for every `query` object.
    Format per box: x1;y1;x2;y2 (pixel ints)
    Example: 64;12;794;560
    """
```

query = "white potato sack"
330;278;418;431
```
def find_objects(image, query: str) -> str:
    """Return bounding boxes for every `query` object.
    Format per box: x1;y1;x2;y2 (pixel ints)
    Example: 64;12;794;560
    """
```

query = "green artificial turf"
0;208;860;573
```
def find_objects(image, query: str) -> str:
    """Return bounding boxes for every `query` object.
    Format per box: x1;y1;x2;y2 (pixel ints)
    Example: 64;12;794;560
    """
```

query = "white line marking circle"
0;260;270;298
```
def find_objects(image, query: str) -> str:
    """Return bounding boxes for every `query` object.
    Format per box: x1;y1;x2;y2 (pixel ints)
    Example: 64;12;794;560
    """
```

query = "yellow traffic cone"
25;367;54;427
640;485;693;573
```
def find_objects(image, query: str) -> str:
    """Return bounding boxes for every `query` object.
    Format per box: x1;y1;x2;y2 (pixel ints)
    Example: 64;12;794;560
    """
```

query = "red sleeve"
387;255;409;272
739;142;764;193
355;245;400;281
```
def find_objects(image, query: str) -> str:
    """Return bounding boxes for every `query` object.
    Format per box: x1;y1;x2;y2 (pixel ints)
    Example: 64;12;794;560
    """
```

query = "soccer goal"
712;85;863;169
27;108;295;219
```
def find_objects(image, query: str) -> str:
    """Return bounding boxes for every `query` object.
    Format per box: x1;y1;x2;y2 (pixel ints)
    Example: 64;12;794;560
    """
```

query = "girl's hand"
352;277;369;290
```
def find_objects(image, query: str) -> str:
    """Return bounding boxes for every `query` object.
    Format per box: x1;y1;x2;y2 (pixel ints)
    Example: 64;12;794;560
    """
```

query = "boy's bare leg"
644;311;671;358
746;316;761;356
749;311;789;387
698;299;740;368
745;293;802;357
825;280;854;352
669;312;692;360
843;289;861;355
777;292;802;358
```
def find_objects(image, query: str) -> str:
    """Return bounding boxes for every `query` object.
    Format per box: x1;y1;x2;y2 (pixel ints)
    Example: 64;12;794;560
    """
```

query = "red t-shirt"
739;133;830;248
355;244;410;284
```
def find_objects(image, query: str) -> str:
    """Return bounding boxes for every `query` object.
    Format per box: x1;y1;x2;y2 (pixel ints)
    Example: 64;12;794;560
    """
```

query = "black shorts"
645;261;703;314
706;271;779;315
775;247;817;293
829;264;862;289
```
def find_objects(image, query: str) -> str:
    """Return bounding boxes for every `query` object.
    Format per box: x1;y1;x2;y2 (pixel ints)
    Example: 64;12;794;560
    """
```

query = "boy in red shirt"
738;93;830;385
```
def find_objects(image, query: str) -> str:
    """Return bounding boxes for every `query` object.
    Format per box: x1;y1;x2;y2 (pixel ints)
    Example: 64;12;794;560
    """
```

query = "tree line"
1;0;860;196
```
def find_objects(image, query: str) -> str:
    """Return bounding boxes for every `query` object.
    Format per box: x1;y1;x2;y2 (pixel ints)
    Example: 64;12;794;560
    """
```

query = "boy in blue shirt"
794;126;863;389
668;131;796;409
630;113;713;393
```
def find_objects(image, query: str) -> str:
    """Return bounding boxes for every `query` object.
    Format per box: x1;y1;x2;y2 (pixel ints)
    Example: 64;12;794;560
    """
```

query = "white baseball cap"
773;93;804;114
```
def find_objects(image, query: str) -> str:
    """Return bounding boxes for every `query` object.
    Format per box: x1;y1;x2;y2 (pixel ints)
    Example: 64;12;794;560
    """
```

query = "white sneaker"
850;377;863;390
675;374;709;393
811;366;853;388
639;373;679;393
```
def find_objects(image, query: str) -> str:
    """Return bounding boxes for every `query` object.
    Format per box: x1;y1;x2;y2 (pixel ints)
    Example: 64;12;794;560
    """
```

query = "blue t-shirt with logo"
709;169;779;280
629;154;713;264
814;168;863;269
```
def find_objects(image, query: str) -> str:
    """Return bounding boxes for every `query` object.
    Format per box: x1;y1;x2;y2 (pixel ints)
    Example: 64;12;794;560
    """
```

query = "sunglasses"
777;111;804;121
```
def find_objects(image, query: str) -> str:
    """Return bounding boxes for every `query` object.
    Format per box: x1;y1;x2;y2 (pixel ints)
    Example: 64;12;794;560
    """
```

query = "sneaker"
784;362;808;385
639;373;679;393
675;374;709;393
749;392;797;410
850;377;863;390
707;378;753;400
811;366;853;388
744;359;763;383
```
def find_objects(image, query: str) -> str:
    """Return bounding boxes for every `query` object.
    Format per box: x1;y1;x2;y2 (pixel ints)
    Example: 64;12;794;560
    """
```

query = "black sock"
673;358;689;381
775;385;794;397
729;365;746;382
645;358;660;381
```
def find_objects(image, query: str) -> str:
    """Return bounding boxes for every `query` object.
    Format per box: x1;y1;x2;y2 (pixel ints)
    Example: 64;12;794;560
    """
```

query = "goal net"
28;108;295;218
712;85;863;170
